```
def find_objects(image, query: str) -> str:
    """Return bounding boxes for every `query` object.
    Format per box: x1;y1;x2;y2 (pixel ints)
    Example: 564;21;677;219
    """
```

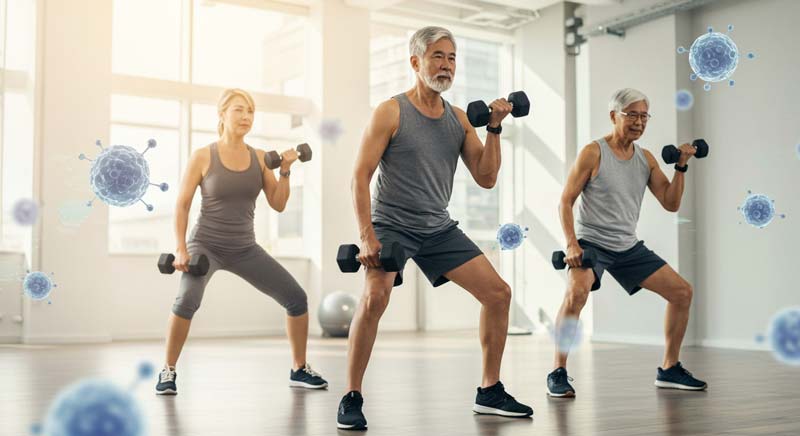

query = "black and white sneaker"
473;381;533;417
337;391;367;430
655;362;707;391
289;364;328;389
547;367;576;397
155;366;177;395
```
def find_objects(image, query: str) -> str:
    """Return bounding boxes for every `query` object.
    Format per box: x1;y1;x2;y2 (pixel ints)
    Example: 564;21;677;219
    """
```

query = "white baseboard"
698;338;767;351
590;333;702;347
23;334;113;344
113;328;287;341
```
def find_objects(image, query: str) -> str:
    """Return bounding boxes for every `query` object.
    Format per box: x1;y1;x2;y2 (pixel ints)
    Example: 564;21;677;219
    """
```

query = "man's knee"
482;280;512;309
565;279;591;309
670;282;693;307
361;286;391;318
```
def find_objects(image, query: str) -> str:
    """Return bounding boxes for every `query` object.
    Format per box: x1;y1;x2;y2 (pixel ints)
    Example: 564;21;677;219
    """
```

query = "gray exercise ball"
318;291;358;337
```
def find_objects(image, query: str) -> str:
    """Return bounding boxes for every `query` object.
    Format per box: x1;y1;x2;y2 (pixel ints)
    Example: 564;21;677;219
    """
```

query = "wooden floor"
2;331;799;436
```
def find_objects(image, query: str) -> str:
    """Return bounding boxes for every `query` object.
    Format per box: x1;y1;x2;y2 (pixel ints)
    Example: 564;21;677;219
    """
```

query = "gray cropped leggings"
172;241;308;320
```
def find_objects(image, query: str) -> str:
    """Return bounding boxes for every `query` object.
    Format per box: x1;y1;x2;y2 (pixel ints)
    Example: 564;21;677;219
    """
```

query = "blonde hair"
217;88;256;137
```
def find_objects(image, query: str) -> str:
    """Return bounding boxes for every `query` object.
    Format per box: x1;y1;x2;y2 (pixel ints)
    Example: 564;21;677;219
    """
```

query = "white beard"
421;71;453;93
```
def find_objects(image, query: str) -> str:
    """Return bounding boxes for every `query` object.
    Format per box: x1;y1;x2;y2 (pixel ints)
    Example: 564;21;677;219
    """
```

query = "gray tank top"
575;137;651;251
371;93;466;235
189;143;263;252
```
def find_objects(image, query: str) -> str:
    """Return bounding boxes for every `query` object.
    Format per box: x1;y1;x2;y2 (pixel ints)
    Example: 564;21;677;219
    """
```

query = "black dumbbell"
157;253;210;276
336;242;405;273
551;248;598;270
466;91;531;127
265;143;312;170
661;139;709;164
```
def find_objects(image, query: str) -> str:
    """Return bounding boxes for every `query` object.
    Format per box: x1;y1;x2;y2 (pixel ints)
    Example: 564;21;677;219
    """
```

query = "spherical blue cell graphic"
688;30;740;83
23;271;56;301
738;192;776;228
79;140;168;211
137;362;155;379
496;223;527;250
43;379;144;436
675;89;694;111
12;198;39;226
553;317;583;354
767;307;800;366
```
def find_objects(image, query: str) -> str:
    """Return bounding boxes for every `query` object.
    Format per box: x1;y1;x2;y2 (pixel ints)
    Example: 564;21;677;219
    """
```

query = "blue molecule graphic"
37;362;152;436
795;143;800;160
496;223;528;250
553;316;583;354
79;139;168;211
22;271;57;301
677;24;754;91
766;307;800;366
738;191;785;229
675;89;694;111
13;198;39;226
318;118;344;144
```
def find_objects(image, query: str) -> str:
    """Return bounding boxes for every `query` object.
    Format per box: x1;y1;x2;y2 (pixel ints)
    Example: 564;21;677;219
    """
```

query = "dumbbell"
551;248;598;270
661;139;709;164
157;253;210;276
466;91;531;127
265;143;312;170
336;242;405;273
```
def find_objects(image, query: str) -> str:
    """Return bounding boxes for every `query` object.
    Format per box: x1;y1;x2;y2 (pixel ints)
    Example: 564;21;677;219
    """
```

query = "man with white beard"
336;26;533;431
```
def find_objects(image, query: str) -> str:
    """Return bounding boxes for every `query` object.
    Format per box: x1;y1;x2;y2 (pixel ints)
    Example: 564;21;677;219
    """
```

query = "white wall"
691;0;800;349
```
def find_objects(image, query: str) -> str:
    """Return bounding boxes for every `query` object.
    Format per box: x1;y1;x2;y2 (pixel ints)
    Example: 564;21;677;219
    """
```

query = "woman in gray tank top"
155;89;327;395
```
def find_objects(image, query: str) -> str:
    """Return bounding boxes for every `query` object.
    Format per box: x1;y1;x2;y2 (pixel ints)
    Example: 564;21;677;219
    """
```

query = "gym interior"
1;0;798;435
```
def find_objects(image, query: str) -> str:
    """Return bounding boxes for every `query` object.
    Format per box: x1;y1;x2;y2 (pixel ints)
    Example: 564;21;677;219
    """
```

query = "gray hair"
409;26;457;58
608;88;649;113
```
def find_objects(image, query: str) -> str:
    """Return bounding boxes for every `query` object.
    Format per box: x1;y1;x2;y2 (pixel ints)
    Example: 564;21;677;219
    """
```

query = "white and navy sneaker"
155;366;177;395
547;367;576;397
655;362;707;390
473;381;533;417
289;364;328;389
337;391;367;430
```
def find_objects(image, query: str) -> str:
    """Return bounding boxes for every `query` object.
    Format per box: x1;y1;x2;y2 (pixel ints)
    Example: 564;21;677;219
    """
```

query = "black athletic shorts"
372;221;483;287
572;238;667;295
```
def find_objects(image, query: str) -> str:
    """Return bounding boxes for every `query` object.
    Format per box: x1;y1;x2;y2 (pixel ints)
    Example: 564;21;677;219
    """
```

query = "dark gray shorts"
573;238;667;295
372;222;483;287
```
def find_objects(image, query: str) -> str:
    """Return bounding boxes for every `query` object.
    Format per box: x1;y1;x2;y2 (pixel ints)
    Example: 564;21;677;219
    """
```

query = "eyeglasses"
619;111;652;122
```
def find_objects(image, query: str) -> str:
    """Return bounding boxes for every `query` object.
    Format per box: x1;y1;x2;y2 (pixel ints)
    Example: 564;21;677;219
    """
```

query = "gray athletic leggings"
172;241;308;320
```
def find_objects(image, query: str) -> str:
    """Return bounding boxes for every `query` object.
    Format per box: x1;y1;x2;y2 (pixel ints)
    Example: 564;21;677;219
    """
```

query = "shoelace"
160;368;175;383
301;364;321;378
341;393;362;411
553;371;574;386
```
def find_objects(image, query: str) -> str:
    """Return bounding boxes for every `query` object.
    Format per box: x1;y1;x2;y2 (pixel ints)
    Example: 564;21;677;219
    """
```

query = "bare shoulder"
450;105;472;130
639;146;659;168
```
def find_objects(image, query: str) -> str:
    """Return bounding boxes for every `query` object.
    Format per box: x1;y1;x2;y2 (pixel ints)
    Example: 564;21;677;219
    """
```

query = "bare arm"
351;99;398;268
559;143;599;264
455;99;513;189
173;149;206;270
644;145;693;213
257;148;296;213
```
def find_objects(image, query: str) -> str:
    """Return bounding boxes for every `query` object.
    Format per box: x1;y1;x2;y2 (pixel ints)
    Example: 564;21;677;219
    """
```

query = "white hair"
409;26;457;58
608;88;649;113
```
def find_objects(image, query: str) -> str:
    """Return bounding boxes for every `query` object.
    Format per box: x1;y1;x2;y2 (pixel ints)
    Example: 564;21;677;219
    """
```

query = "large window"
369;24;511;266
0;0;36;266
110;0;311;254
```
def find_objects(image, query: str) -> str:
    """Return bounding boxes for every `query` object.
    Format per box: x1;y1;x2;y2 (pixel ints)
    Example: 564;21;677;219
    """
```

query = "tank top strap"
208;142;222;173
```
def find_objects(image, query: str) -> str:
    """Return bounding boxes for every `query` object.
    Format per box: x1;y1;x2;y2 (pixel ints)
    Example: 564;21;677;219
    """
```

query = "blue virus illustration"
677;24;755;91
35;362;153;436
318;118;344;144
765;307;800;366
79;139;168;211
738;191;785;228
675;89;694;111
12;198;39;226
496;223;528;250
23;271;56;302
553;316;583;354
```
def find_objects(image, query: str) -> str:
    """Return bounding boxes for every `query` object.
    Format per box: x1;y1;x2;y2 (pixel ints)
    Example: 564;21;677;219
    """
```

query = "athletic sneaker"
655;361;707;390
473;381;533;417
289;364;328;389
155;366;177;395
337;391;367;430
547;367;576;397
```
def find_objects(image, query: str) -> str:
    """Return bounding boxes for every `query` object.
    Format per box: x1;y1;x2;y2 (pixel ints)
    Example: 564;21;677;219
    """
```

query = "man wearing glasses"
547;88;707;397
